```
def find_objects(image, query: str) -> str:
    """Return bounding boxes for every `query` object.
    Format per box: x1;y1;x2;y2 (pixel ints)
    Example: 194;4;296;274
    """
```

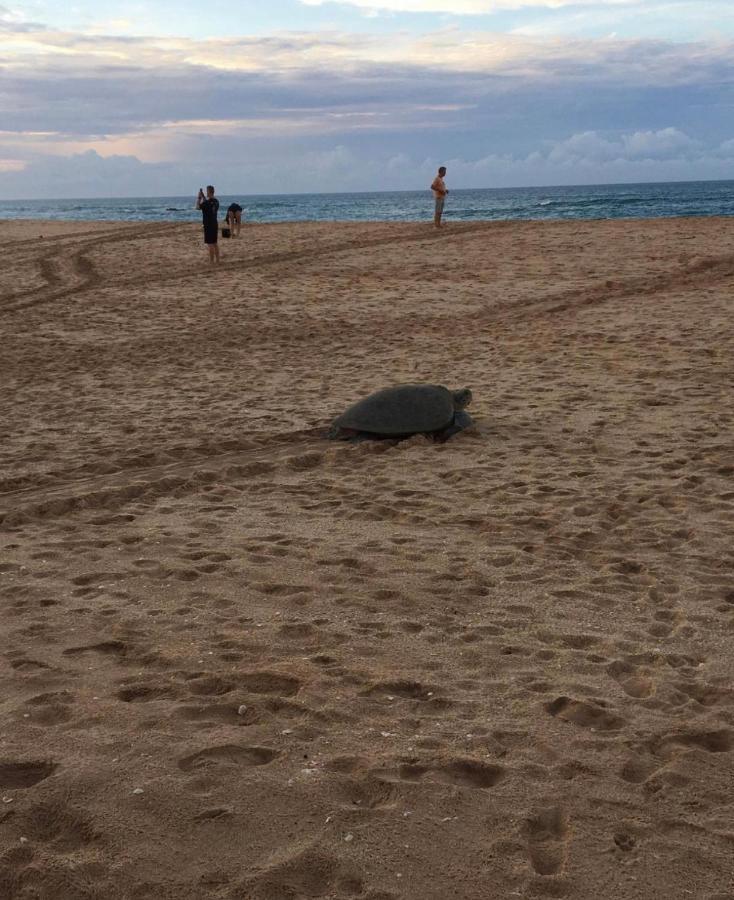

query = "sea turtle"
328;384;474;443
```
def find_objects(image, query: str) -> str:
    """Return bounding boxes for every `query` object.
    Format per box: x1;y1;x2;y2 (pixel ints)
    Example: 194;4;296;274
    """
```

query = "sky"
1;1;733;198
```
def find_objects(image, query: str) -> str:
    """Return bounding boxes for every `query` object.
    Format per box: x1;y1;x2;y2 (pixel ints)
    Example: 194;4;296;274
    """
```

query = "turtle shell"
333;384;456;436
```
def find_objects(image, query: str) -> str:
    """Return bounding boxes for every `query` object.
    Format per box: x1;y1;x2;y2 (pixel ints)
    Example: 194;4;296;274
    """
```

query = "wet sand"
1;216;733;899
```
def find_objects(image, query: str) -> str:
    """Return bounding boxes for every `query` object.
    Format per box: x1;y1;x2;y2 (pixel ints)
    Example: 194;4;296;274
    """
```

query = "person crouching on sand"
225;202;243;237
431;166;448;228
196;185;220;263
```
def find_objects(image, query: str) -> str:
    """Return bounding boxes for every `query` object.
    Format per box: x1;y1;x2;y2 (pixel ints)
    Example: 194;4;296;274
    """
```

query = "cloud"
3;128;734;199
437;127;734;185
0;157;24;172
547;127;702;163
2;26;732;143
0;149;172;198
2;14;732;83
1;6;733;197
299;0;641;12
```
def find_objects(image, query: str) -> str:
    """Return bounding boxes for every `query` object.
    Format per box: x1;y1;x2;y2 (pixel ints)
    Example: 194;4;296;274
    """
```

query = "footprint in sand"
240;846;362;900
522;805;571;876
116;681;180;703
431;758;505;789
70;571;127;588
174;702;249;727
238;671;302;696
192;806;233;822
363;679;436;701
377;756;505;790
544;696;626;731
606;658;656;698
621;728;734;786
648;607;684;639
650;729;733;757
278;622;317;640
333;776;401;810
184;674;235;696
673;681;728;707
19;799;99;850
22;691;76;725
178;744;279;773
62;640;127;658
620;755;661;785
0;760;57;789
7;656;52;672
613;830;637;852
0;797;109;895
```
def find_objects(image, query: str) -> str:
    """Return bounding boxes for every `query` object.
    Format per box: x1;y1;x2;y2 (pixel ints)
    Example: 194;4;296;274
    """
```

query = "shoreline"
2;212;734;225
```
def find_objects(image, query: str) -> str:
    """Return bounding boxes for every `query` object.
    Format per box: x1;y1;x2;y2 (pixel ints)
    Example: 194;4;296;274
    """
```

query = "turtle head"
452;388;472;410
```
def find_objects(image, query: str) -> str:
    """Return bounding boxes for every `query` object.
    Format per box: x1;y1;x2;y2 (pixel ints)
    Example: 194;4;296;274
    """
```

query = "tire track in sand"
0;223;181;314
1;222;495;315
7;220;734;327
498;250;734;323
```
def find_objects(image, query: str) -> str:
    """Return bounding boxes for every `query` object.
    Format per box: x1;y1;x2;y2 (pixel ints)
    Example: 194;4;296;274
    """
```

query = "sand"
0;215;733;900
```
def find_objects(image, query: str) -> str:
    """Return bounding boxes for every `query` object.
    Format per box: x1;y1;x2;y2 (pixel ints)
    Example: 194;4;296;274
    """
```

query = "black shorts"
203;223;218;245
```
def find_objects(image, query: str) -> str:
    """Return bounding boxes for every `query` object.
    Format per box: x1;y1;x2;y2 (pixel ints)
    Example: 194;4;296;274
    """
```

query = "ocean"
1;180;733;224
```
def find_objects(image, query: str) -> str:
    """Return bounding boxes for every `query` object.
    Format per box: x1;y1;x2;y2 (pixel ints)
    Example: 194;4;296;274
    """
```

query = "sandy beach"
1;216;733;899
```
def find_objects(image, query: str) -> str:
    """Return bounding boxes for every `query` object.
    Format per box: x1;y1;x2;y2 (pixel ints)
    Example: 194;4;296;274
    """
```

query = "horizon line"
2;177;733;204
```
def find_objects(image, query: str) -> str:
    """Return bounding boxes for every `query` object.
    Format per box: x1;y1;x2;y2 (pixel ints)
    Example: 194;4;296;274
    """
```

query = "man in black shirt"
196;185;220;263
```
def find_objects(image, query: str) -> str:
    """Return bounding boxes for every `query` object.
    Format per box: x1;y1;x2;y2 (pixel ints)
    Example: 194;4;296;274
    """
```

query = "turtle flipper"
433;411;475;443
327;424;364;441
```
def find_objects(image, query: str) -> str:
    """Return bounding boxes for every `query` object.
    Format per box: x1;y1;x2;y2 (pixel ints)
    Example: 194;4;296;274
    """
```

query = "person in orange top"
431;166;449;228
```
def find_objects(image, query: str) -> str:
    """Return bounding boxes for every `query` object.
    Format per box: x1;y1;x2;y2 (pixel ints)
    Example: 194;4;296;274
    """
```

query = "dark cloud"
2;49;732;146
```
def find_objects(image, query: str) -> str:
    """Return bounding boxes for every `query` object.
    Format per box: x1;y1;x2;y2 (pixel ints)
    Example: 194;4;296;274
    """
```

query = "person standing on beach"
431;166;449;228
225;202;243;237
196;185;220;263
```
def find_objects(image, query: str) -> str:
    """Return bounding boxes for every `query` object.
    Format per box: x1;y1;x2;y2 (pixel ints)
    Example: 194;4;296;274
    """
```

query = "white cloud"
547;127;701;163
436;128;734;187
300;0;641;13
0;4;28;24
3;128;734;198
3;22;731;87
620;127;700;157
